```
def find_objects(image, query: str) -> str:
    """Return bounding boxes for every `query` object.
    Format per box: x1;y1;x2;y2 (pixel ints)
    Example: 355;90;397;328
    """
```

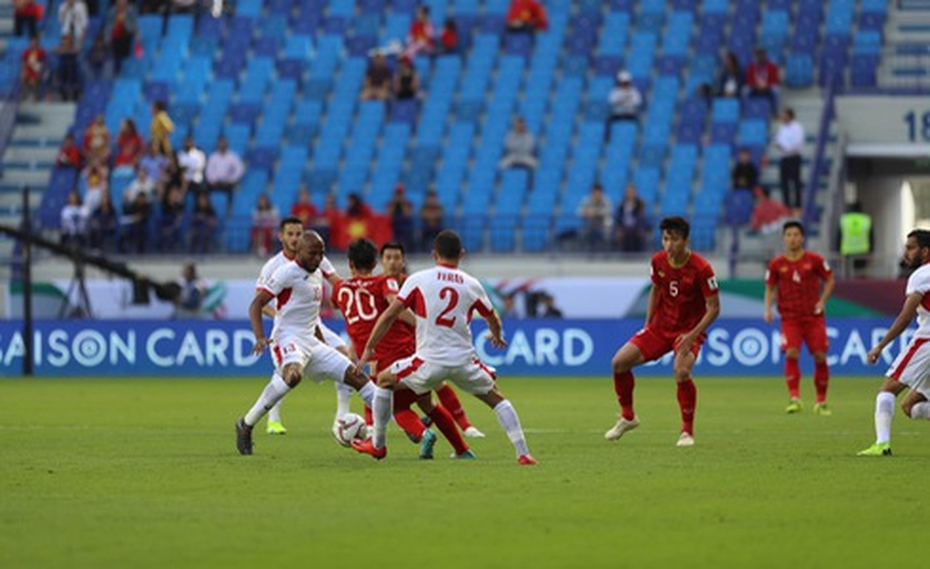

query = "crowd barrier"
0;318;907;378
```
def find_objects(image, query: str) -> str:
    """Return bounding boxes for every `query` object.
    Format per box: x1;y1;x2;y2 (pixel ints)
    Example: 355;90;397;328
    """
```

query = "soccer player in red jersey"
605;216;721;447
380;242;485;439
764;221;835;415
332;239;472;459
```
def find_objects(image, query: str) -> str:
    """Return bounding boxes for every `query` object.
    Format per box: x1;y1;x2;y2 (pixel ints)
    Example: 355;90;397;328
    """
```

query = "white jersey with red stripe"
259;260;325;340
907;263;930;338
396;263;494;366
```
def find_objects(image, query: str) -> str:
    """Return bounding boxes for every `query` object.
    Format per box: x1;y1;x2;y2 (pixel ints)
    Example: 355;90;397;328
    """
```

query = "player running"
235;231;376;455
605;216;720;447
379;241;485;439
764;221;835;415
254;216;356;436
333;239;473;459
351;230;536;465
858;229;930;456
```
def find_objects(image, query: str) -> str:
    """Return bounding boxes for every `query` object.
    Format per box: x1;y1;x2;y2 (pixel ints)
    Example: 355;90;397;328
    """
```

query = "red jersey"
765;251;832;319
649;251;719;334
332;274;415;366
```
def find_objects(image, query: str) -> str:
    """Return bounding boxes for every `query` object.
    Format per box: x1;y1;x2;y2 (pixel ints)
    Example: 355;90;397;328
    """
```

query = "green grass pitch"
0;376;924;568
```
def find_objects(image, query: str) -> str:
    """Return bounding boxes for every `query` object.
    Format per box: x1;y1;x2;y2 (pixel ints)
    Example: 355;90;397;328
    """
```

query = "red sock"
394;409;426;441
364;404;372;426
428;405;469;455
814;361;829;403
677;379;697;435
785;358;801;399
613;371;635;420
436;384;471;430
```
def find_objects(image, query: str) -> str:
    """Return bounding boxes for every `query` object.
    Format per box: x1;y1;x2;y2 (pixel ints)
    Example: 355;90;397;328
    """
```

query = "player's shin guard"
785;358;801;400
613;371;636;420
814;361;829;404
677;378;697;435
372;386;392;449
493;400;530;457
436;384;471;430
245;374;291;426
334;381;353;421
394;408;426;441
429;405;469;455
875;391;896;444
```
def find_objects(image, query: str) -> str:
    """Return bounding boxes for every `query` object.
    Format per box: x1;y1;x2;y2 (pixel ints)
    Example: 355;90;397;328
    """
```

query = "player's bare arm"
484;309;508;349
357;298;406;371
763;284;776;323
867;292;922;364
815;273;835;315
262;305;276;319
677;293;721;356
249;290;275;354
385;290;417;327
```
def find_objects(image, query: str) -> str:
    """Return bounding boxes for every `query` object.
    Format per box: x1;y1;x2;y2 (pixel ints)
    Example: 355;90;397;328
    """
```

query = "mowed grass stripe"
0;377;924;569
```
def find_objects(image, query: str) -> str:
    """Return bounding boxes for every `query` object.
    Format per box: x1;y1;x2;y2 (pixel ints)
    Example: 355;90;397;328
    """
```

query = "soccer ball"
334;413;369;447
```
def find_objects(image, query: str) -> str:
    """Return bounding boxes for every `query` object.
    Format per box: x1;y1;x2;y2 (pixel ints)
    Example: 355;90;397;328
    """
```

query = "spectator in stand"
150;100;174;157
138;140;168;184
177;135;207;196
175;261;206;319
606;71;642;140
54;33;81;101
290;187;318;229
614;184;648;253
746;48;780;115
699;51;743;103
317;194;341;245
56;133;82;169
419;189;444;251
190;192;218;254
113;118;145;177
345;192;374;238
577;183;613;250
539;293;563;318
81;160;108;212
393;57;421;101
506;0;549;35
404;5;435;59
86;31;109;80
159;184;185;252
386;184;414;251
82;116;111;165
499;116;537;177
60;190;88;248
14;0;41;38
88;190;118;251
250;193;279;256
106;0;138;75
438;18;459;55
122;191;153;254
731;147;760;192
124;167;156;204
773;108;805;211
361;52;392;101
58;0;89;46
205;135;244;214
20;34;46;101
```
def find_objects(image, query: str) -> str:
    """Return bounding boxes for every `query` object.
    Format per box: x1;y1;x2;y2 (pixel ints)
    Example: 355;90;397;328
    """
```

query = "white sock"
267;372;284;422
493;399;530;457
875;391;896;444
356;382;375;407
244;374;291;427
910;401;930;420
334;381;353;421
372;386;392;449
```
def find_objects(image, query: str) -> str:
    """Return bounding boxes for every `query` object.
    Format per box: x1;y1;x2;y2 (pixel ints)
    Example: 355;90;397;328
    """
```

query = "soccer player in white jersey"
236;231;376;455
255;216;356;436
351;230;536;465
858;229;930;456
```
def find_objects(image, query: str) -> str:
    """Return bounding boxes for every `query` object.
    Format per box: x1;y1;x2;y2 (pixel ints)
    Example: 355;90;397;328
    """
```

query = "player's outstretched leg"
476;388;535;465
436;382;484;438
237;368;298;455
606;370;639;440
676;377;697;447
417;393;471;458
785;355;803;413
813;356;831;416
858;391;896;456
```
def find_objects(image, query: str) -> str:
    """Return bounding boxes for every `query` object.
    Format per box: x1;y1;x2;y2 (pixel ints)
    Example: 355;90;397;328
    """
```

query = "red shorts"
780;315;828;354
630;326;705;363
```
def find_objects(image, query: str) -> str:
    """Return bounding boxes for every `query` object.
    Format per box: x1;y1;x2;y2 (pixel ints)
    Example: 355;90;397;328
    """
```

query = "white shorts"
390;354;497;396
886;337;930;398
320;321;348;351
272;334;352;384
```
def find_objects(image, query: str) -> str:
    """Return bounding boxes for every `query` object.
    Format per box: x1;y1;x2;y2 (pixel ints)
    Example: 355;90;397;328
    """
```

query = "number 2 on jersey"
436;287;459;327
